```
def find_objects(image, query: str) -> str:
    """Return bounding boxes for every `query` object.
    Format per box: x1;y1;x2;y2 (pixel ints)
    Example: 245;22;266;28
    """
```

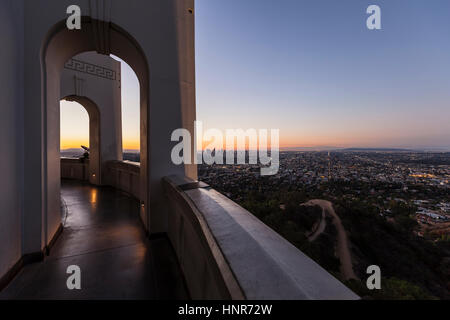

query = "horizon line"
60;145;450;152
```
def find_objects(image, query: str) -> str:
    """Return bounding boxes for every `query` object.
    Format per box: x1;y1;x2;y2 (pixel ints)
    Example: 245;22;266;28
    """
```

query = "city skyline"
61;0;450;151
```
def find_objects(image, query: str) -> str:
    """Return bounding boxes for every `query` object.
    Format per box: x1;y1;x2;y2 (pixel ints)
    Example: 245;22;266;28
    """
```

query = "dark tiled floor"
0;180;188;300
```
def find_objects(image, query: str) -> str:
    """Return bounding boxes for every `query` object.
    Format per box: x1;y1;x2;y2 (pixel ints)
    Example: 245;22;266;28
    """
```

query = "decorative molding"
0;252;43;293
0;223;63;293
44;223;64;256
64;58;116;81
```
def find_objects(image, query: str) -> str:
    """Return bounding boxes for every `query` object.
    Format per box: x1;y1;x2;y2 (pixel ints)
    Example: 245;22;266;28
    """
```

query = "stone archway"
41;18;150;246
0;1;196;288
61;95;101;185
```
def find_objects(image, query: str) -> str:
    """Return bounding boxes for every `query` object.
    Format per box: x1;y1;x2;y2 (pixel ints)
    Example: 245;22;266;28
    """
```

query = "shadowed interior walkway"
0;180;188;300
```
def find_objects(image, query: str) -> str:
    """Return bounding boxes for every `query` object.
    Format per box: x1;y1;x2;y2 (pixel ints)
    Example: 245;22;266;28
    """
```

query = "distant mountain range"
340;147;414;152
280;146;339;152
280;146;450;152
61;147;450;158
60;148;85;158
123;149;140;154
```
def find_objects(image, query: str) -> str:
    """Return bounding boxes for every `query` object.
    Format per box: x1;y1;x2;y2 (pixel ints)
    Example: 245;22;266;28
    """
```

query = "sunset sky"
60;101;89;150
61;0;450;151
60;55;140;150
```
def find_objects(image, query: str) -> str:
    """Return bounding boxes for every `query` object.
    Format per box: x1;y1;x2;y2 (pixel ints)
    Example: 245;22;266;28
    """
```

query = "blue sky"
113;55;140;150
195;0;450;149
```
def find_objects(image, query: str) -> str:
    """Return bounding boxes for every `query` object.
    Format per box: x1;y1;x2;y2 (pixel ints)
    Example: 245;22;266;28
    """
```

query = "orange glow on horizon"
61;139;89;150
122;139;140;150
61;139;141;151
61;100;141;151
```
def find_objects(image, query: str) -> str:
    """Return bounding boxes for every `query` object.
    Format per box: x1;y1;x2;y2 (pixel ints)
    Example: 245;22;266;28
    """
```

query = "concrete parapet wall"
162;175;360;300
60;158;89;181
61;159;140;200
103;160;140;200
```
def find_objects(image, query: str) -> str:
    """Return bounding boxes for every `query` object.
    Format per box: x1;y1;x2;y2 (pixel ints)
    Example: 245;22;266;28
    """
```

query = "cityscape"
60;146;450;299
198;150;450;299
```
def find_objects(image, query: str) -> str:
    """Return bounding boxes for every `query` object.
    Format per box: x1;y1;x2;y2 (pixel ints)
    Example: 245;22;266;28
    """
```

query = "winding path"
304;199;358;281
306;206;326;242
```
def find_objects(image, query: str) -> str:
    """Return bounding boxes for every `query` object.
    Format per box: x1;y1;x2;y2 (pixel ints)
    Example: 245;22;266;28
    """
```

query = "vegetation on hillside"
206;175;450;299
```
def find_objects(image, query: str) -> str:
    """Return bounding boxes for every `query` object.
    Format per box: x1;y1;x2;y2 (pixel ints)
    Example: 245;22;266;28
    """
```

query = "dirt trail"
306;206;326;242
304;199;358;281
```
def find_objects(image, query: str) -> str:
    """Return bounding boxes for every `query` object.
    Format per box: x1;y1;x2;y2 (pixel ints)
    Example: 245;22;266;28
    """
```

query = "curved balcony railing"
60;158;140;199
102;160;140;199
60;157;89;181
162;175;359;300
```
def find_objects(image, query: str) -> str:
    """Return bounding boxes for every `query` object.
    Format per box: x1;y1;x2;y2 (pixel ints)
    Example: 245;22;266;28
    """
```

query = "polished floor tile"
0;179;188;300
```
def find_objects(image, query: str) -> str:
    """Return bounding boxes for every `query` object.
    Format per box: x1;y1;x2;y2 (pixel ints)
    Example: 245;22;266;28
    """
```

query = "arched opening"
0;2;196;299
60;96;101;186
111;55;141;163
41;18;150;247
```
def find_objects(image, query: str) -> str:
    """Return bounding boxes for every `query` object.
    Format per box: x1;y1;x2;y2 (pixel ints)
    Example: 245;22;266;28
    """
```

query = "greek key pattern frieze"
64;58;117;81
